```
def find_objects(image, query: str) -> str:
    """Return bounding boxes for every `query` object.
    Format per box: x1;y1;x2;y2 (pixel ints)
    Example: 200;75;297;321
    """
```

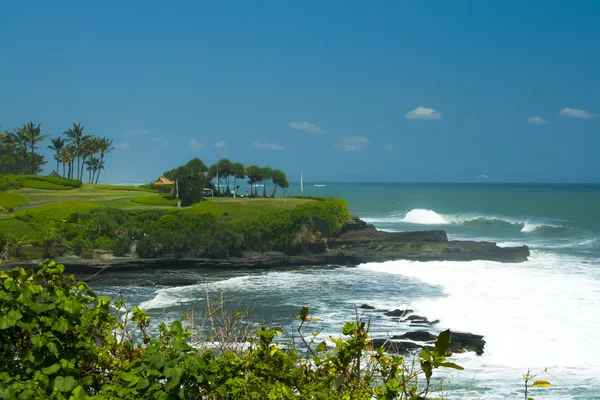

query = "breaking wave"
362;209;567;233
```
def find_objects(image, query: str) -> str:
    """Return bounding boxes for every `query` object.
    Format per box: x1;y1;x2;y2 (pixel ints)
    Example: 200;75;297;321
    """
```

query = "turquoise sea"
91;183;600;399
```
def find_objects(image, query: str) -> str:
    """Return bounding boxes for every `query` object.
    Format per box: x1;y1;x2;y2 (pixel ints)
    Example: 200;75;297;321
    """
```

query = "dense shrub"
112;237;132;257
0;260;466;399
0;174;82;191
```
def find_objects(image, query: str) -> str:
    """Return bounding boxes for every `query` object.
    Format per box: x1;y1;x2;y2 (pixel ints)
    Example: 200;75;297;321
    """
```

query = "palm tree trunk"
262;181;267;198
271;184;278;198
95;155;104;184
56;156;59;175
77;156;81;180
80;156;86;181
62;163;65;178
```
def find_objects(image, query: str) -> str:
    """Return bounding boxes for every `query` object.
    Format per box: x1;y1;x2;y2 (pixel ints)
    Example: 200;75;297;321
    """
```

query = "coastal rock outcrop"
371;330;486;356
4;216;530;274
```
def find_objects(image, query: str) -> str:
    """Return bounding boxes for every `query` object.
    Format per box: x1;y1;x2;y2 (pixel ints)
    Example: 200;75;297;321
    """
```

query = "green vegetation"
0;197;347;260
0;260;469;399
130;195;179;206
0;192;28;208
0;174;82;191
91;184;155;192
1;121;115;182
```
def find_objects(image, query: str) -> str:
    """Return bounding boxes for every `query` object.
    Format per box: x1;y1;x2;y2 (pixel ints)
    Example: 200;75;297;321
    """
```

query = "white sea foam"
357;254;600;370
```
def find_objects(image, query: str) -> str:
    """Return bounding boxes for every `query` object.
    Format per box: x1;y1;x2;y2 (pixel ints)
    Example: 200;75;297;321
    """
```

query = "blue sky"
1;0;599;183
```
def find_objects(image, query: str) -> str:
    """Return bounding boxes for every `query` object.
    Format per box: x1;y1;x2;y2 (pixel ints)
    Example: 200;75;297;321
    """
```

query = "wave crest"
362;209;567;233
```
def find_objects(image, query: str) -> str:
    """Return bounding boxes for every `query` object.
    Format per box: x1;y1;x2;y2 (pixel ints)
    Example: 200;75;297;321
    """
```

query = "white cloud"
384;143;393;150
405;106;442;120
152;137;169;147
252;141;283;151
214;140;226;149
115;141;130;150
559;107;596;119
337;136;371;152
125;129;148;136
189;138;204;151
288;121;324;134
528;116;549;125
477;174;489;180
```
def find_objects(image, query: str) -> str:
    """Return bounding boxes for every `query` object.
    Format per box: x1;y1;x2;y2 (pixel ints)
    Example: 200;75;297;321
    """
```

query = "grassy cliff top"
0;184;313;236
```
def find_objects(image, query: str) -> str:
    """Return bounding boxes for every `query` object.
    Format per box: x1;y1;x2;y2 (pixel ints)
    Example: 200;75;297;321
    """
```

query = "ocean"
89;183;600;399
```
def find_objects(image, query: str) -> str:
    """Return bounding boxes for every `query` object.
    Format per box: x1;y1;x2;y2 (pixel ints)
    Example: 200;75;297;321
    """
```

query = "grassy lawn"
91;184;155;192
189;197;313;218
0;192;29;208
0;185;313;237
0;218;34;236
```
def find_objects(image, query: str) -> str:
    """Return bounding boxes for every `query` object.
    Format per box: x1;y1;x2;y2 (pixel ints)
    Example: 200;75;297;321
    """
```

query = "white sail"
300;170;303;194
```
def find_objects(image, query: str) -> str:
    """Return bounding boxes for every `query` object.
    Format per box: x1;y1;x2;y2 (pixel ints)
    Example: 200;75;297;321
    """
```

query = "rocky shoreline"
2;216;530;273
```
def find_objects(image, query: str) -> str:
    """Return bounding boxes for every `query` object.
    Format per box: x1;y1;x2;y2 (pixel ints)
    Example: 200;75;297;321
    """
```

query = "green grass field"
0;192;29;208
0;184;312;236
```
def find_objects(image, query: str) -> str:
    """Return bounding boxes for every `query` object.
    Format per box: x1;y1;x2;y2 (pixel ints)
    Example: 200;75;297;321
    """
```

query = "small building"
154;177;174;193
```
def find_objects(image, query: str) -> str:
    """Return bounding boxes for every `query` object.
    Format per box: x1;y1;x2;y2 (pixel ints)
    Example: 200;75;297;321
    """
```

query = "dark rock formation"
385;309;414;317
359;304;375;310
372;330;486;356
3;216;530;274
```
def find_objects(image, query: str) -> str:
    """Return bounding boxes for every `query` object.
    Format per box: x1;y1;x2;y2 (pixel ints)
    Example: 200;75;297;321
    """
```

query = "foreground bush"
0;174;82;191
0;260;462;399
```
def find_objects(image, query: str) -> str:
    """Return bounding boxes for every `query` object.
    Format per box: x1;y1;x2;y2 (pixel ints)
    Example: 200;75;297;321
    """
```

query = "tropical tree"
85;157;100;183
231;162;245;195
14;122;49;174
95;136;114;184
64;123;85;179
62;145;76;179
245;165;262;197
260;167;272;198
47;137;65;174
270;169;288;198
206;164;219;194
216;158;232;194
79;136;97;181
163;158;207;205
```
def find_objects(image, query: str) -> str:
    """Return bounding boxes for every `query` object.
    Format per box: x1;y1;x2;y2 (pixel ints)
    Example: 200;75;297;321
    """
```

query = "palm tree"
95;136;114;184
270;169;287;198
245;165;262;197
63;145;76;179
85;157;100;183
63;123;85;179
260;167;272;198
47;137;65;174
17;122;49;174
231;162;245;195
78;136;97;181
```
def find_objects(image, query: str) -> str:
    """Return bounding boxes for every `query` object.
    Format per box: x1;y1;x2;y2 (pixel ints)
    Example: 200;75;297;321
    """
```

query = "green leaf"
41;363;61;375
17;389;35;399
172;340;191;352
434;329;452;356
299;306;309;321
52;317;70;333
532;380;551;387
438;362;464;370
149;350;167;369
342;322;356;335
331;374;346;391
419;347;432;363
421;361;432;381
0;316;14;329
170;320;183;334
53;376;76;392
4;277;17;291
315;341;327;352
